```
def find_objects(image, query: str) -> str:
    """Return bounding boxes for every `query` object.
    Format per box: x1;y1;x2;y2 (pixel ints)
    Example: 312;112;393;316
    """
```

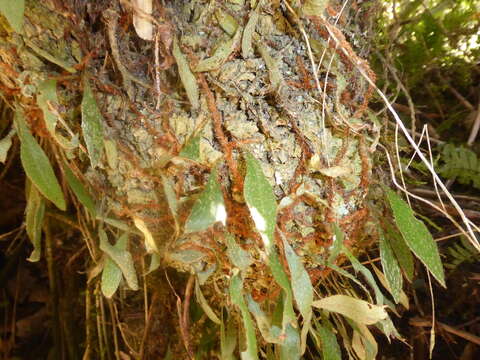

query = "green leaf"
99;229;138;291
101;233;128;298
226;233;253;271
344;249;385;305
386;189;445;287
312;295;388;325
282;238;313;319
172;38;199;109
63;163;96;217
0;128;15;163
384;224;415;282
327;223;344;264
15;111;66;210
302;0;328;16
316;322;341;360
246;295;282;344
244;152;277;250
179;135;201;161
185;167;226;233
37;80;58;136
0;0;24;32
279;323;301;360
221;316;238;360
229;270;258;360
379;229;402;303
81;79;104;168
25;182;45;262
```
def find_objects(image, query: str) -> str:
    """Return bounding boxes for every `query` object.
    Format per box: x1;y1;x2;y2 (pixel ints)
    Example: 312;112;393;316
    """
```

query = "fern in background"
438;144;480;189
445;236;480;270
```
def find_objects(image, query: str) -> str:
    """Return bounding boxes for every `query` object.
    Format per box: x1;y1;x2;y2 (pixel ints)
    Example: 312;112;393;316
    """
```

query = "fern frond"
438;144;480;189
445;236;480;270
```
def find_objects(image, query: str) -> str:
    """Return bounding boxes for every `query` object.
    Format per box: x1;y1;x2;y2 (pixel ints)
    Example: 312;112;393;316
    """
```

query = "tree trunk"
1;0;389;358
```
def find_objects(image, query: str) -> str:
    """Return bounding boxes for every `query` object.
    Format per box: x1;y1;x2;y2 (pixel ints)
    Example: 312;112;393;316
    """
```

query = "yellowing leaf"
99;229;138;291
386;189;445;287
242;5;259;58
195;279;221;324
101;233;128;298
133;216;158;253
81;80;104;168
0;128;15;163
0;0;24;32
302;0;328;16
185;167;226;233
215;9;239;36
15;111;66;210
312;295;388;325
25;182;45;262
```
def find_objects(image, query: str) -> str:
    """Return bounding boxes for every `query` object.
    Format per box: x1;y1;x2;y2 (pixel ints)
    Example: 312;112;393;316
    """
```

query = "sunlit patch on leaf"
185;167;226;233
386;189;445;287
244;152;277;251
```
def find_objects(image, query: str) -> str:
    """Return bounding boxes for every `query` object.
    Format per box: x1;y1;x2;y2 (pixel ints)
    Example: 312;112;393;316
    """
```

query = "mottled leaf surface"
283;238;313;319
81;80;104;168
379;230;402;303
385;224;415;282
15;111;66;210
386;189;445;287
